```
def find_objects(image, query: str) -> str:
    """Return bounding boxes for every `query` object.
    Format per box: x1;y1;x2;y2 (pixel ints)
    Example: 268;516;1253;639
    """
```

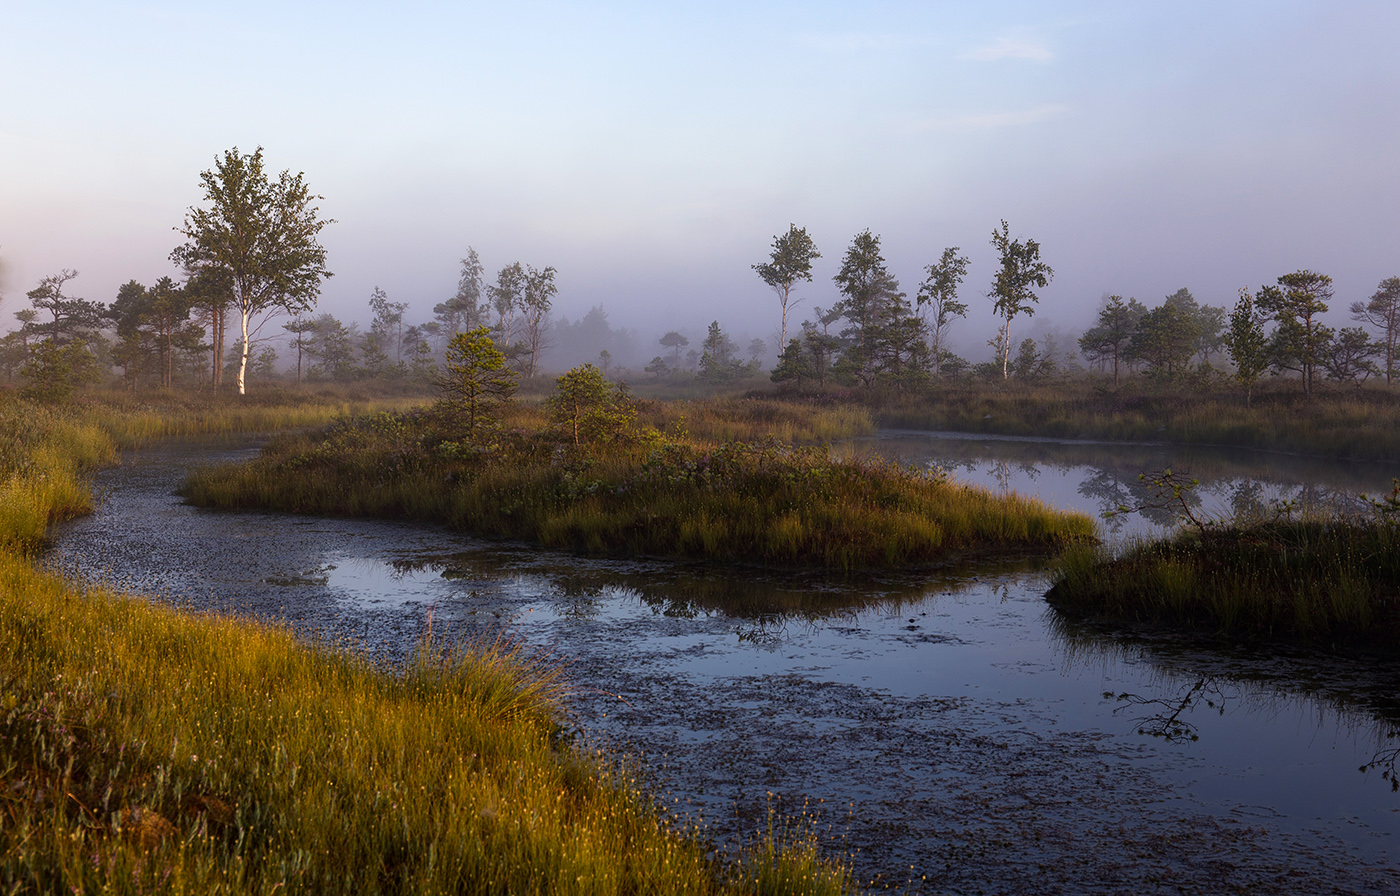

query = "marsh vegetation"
181;383;1094;568
869;378;1400;462
46;430;1400;893
0;392;852;894
1046;472;1400;649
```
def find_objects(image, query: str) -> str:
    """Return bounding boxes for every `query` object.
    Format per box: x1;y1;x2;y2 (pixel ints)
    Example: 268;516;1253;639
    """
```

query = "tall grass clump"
1047;513;1400;648
0;396;117;552
183;405;1094;568
0;556;853;894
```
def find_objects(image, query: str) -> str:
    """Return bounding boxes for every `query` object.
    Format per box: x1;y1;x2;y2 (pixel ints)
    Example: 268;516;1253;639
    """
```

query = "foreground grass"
0;556;846;894
1046;518;1400;648
182;404;1093;568
0;392;852;893
874;380;1400;461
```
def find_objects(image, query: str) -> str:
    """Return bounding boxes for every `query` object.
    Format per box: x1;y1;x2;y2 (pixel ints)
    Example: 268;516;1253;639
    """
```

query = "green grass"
182;405;1094;569
635;396;876;445
1046;518;1400;647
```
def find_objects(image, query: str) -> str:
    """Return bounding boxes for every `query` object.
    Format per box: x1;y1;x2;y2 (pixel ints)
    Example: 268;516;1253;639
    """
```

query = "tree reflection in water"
1105;676;1234;742
1050;610;1400;792
860;429;1395;543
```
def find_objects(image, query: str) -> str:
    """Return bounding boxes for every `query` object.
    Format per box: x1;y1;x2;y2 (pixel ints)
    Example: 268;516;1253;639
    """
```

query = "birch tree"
987;220;1053;380
172;147;333;395
753;224;820;349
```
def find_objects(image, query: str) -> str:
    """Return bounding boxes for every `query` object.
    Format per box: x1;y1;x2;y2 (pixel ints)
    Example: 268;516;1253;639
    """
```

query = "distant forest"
5;216;1396;400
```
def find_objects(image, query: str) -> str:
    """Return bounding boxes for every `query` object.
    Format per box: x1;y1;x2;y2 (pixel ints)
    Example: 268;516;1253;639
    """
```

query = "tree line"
5;146;1398;402
742;222;1400;398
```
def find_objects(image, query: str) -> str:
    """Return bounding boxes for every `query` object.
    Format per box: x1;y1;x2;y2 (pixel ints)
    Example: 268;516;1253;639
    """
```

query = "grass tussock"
1047;518;1400;647
0;555;852;894
182;404;1093;568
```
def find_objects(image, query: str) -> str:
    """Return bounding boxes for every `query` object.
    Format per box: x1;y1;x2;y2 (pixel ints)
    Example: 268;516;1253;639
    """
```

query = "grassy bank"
0;556;845;894
0;399;118;551
0;392;852;893
1046;517;1400;648
182;404;1093;568
81;387;430;448
0;390;425;554
873;380;1400;461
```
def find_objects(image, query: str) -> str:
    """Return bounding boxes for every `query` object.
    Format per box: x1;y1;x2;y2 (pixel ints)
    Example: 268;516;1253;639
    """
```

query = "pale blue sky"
3;1;1397;356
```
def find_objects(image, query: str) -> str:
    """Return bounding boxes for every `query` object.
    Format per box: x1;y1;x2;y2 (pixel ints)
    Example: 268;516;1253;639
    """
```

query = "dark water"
49;434;1400;894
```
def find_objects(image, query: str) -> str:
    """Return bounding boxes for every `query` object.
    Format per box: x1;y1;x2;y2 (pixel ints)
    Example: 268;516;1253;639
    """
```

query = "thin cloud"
795;32;932;53
961;37;1054;62
914;103;1070;132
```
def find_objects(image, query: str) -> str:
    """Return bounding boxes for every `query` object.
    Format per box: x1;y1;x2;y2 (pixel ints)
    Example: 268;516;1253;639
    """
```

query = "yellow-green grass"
0;398;117;551
0;390;430;554
182;410;1094;568
634;397;876;445
492;395;873;446
0;391;853;893
874;380;1400;461
0;554;850;894
79;388;430;447
1046;520;1400;647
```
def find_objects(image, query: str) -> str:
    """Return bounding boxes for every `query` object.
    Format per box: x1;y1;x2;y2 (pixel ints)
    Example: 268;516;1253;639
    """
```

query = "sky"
3;0;1398;361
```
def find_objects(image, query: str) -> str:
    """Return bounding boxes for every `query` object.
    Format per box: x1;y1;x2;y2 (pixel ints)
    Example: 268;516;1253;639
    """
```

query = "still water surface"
50;432;1400;893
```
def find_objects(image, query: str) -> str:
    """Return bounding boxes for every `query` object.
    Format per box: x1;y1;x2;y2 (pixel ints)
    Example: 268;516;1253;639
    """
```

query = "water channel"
48;431;1400;893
